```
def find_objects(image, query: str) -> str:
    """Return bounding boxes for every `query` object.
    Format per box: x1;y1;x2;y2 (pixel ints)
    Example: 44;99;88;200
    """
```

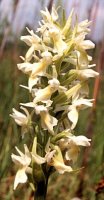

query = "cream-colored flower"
54;97;93;129
21;27;41;46
75;33;95;51
33;78;60;105
17;62;34;74
77;69;99;79
69;49;98;77
40;6;58;24
49;27;67;55
35;105;58;135
47;145;73;174
76;50;89;69
20;103;58;134
11;145;31;189
68;135;91;146
59;135;91;162
44;139;72;173
65;135;91;162
21;77;65;107
18;51;52;91
10;106;31;135
77;19;91;34
28;51;52;90
79;40;95;50
68;98;93;129
21;28;42;62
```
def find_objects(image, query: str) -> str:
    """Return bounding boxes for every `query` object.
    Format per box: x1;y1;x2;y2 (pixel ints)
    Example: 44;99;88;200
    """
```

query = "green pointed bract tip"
51;131;71;143
54;82;82;105
62;9;66;27
61;73;78;86
64;22;78;56
32;137;37;155
62;9;74;37
66;82;82;99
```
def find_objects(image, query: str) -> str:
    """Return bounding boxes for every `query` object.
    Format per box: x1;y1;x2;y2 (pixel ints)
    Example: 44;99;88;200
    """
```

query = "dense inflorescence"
10;6;98;190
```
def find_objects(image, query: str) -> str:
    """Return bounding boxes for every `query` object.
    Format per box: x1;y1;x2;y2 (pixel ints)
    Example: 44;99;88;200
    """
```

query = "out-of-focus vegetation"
0;40;104;200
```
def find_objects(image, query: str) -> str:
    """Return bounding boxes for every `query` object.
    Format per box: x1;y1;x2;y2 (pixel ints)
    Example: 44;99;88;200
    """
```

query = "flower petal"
68;107;78;129
14;168;27;190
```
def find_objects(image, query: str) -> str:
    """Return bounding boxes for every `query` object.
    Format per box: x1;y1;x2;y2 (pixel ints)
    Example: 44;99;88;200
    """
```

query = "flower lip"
11;145;31;189
48;78;60;88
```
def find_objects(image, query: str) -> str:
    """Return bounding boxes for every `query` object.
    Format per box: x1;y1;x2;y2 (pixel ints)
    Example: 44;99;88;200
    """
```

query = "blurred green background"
0;0;104;199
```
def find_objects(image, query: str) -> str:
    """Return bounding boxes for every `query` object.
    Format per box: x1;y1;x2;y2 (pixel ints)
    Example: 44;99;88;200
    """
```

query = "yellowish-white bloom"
21;77;66;107
77;69;99;79
39;7;68;56
59;135;91;162
31;137;72;175
75;33;95;51
68;98;93;129
48;145;73;174
21;28;42;62
20;103;58;135
18;51;52;91
33;78;62;105
40;6;58;24
35;105;58;135
28;51;52;90
65;135;91;162
11;145;31;189
44;138;73;173
21;27;41;46
68;135;91;146
10;106;31;135
49;27;67;55
17;62;34;74
77;19;91;34
78;40;95;50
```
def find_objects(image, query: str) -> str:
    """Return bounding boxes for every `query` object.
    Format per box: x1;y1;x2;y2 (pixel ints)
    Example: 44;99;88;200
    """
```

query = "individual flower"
21;27;41;46
10;106;31;135
49;27;67;55
59;135;91;162
40;6;58;24
76;68;99;79
21;75;66;107
74;32;95;51
33;78;60;104
54;97;93;130
44;139;73;174
67;97;93;129
69;50;99;78
35;105;58;135
21;28;42;62
18;51;52;91
77;19;91;34
47;145;73;174
20;103;58;135
11;145;31;189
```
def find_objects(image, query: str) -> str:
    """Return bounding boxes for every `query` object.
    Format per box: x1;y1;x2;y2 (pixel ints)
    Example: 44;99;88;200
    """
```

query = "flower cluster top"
10;6;98;190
